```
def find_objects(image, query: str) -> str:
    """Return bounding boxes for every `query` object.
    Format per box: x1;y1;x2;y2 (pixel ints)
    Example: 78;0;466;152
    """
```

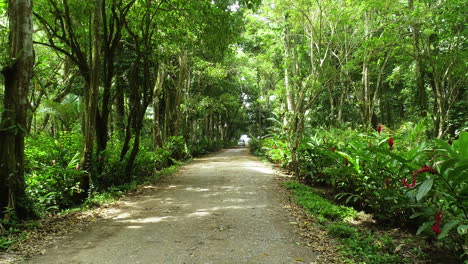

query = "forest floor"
3;148;342;264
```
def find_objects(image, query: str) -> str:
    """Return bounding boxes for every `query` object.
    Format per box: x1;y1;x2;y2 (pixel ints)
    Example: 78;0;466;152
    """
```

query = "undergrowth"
285;181;356;221
285;181;411;264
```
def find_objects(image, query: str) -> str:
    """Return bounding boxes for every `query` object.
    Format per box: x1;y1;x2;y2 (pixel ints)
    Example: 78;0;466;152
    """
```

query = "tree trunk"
79;0;102;198
153;63;166;149
0;0;34;219
114;75;126;138
409;0;427;117
283;18;295;119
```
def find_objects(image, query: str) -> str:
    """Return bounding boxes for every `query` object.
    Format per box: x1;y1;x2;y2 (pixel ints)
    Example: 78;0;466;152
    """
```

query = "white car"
238;135;250;147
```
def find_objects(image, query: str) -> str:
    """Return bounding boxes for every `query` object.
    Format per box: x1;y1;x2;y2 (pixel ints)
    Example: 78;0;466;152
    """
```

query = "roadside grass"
284;181;412;264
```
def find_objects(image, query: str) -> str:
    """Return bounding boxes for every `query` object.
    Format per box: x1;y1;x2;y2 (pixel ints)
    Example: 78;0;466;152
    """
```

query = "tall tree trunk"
79;0;102;198
409;0;427;117
0;0;34;219
360;59;370;126
283;17;295;120
114;75;125;138
153;63;166;149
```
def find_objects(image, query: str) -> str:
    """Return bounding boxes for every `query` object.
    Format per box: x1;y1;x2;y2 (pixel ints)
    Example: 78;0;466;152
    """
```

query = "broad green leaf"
438;220;460;239
336;151;361;174
416;222;431;235
416;178;434;202
410;212;425;219
457;225;468;235
434;139;458;159
453;131;468;160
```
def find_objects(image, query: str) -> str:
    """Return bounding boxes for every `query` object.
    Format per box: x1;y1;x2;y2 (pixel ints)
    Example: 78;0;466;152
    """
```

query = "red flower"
431;212;443;235
377;124;383;134
388;137;394;149
331;147;336;152
385;178;390;189
344;158;349;166
402;177;416;188
402;165;437;188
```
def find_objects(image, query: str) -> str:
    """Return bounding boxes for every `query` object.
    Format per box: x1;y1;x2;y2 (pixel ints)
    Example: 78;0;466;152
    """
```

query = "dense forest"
0;0;467;260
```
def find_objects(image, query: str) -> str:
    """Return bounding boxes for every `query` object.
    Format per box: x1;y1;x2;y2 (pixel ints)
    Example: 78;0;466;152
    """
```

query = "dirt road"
24;148;317;264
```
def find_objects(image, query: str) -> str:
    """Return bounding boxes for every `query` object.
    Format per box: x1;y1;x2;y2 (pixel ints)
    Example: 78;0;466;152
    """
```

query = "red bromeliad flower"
402;165;437;188
431;212;443;235
388;137;394;149
402;177;416;188
377;124;383;134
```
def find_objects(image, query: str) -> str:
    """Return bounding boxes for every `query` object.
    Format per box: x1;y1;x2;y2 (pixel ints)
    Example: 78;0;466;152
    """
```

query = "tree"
0;0;34;219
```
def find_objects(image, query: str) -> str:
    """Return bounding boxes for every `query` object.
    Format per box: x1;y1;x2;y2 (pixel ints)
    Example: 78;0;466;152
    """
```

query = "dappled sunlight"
222;198;247;203
199;165;216;169
187;211;211;217
113;212;132;220
120;215;179;224
185;187;210;192
242;166;274;174
126;226;143;229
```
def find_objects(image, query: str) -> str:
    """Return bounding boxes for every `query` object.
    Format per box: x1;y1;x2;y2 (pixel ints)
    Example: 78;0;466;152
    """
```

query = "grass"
284;181;356;221
285;181;409;264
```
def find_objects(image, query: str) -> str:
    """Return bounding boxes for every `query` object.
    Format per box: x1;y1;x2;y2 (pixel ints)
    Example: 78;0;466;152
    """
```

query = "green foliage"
327;223;404;263
265;124;468;257
164;136;190;160
286;180;406;263
284;181;356;221
339;233;404;264
327;222;358;239
24;132;83;214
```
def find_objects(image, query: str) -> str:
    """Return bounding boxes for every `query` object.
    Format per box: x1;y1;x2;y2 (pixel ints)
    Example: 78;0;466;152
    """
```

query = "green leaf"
453;131;468;160
439;158;458;176
336;151;361;174
410;212;425;219
416;178;434;202
438;220;460;239
448;163;468;181
434;139;458;159
457;225;468;235
416;222;431;235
